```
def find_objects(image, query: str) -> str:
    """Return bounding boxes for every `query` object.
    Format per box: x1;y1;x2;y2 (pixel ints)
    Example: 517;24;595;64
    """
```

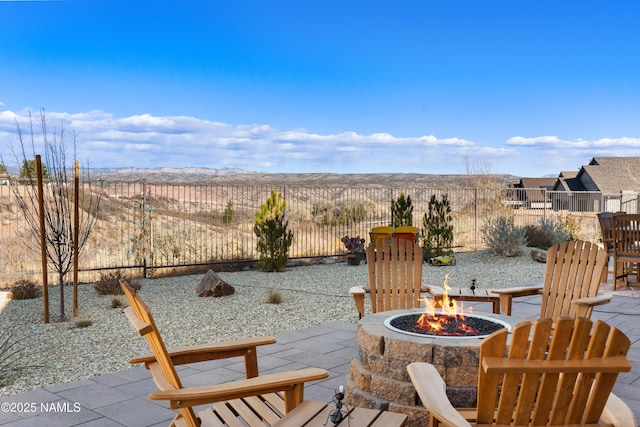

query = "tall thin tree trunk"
59;275;64;322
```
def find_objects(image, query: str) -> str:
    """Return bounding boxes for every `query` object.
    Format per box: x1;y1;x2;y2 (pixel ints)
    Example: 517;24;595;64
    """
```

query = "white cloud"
2;108;638;176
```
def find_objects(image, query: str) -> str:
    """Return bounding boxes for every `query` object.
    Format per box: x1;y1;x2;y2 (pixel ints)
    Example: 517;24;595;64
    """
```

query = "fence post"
142;180;148;278
474;187;478;250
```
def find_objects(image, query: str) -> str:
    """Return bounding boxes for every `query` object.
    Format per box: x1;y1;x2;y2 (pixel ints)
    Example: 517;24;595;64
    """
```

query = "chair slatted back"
477;317;631;426
366;238;423;313
120;280;200;427
612;214;640;259
540;240;608;319
598;212;615;252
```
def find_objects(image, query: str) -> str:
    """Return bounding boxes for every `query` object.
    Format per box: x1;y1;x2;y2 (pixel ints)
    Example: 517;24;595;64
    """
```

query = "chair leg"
614;260;628;290
601;256;610;284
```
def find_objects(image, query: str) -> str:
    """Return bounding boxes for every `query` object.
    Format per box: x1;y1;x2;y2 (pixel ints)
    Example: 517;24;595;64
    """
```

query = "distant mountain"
93;167;521;187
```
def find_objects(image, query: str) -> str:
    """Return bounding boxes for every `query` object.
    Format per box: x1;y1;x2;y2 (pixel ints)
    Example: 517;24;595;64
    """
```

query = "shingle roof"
515;178;556;202
558;171;578;178
555;176;587;192
580;157;640;194
517;178;556;189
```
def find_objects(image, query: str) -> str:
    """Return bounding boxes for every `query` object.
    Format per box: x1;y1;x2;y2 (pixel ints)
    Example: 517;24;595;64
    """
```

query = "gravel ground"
0;249;546;396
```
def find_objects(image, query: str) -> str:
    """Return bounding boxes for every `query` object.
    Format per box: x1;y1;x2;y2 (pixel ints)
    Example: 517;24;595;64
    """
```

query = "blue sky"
1;0;639;176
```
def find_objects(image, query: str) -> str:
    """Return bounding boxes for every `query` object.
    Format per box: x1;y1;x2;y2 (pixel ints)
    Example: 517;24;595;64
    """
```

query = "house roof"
516;177;557;189
558;171;578;178
553;171;587;192
515;178;556;202
580;157;640;194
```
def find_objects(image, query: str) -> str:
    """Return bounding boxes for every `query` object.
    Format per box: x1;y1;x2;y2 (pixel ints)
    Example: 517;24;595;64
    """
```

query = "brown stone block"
345;376;389;411
384;335;433;362
369;372;415;406
432;342;480;367
365;353;411;382
349;358;371;391
445;366;478;387
357;323;385;355
387;401;431;427
446;386;477;408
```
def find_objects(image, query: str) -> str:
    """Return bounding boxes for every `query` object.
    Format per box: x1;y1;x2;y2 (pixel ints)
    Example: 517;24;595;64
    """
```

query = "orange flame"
417;274;473;332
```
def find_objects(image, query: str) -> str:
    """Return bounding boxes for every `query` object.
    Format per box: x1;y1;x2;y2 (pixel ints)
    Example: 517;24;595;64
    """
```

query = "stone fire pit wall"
346;309;517;427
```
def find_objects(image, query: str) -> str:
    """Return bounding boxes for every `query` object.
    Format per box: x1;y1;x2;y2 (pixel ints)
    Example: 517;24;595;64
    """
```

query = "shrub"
391;192;413;227
266;289;283;304
110;297;124;308
314;202;367;226
421;194;454;259
481;216;526;256
94;271;142;295
74;319;93;328
525;217;570;249
222;199;233;224
559;212;581;240
9;279;41;300
254;190;293;272
524;225;553;249
0;316;32;386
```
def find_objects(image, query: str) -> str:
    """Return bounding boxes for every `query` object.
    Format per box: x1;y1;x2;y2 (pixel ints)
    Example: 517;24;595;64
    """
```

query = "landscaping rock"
530;248;547;263
196;270;235;297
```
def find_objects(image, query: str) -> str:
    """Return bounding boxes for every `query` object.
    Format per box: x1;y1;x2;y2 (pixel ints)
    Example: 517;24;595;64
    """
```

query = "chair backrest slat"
539;240;607;319
366;238;423;313
477;317;631;426
597;212;615;251
613;214;640;258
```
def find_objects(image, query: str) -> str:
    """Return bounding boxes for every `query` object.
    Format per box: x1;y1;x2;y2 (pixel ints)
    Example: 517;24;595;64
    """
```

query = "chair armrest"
601;392;638;427
571;293;613;318
490;284;544;316
572;293;613;307
130;336;276;377
149;367;329;413
349;286;367;296
407;363;472;427
490;284;544;297
349;286;368;319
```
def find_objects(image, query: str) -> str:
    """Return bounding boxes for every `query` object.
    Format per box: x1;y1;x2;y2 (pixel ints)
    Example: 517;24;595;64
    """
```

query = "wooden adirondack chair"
408;317;636;427
598;212;616;283
349;238;425;319
612;213;640;289
119;280;329;427
491;240;611;317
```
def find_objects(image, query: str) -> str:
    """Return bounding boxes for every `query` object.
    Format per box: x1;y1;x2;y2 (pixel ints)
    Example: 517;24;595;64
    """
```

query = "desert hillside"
94;167;522;187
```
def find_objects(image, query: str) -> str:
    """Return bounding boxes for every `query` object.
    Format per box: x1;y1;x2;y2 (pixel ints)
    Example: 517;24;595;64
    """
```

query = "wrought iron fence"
0;181;636;285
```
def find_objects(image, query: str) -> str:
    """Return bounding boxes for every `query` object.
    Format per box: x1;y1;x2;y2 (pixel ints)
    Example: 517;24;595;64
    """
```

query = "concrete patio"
1;294;638;426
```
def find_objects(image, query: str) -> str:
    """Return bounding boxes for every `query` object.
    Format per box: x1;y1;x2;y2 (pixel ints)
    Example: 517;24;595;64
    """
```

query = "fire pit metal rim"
383;311;513;339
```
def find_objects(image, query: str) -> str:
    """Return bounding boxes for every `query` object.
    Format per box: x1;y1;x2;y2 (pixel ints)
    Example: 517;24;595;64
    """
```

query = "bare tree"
4;109;102;321
463;155;502;188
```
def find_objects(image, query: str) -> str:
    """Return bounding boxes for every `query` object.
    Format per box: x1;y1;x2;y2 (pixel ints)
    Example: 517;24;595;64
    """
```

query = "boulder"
196;270;235;297
530;248;547;263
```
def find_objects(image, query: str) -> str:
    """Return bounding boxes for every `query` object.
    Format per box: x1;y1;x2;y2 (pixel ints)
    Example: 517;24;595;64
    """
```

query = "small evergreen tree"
421;194;454;259
391;192;413;227
254;190;293;272
20;159;49;179
222;199;233;224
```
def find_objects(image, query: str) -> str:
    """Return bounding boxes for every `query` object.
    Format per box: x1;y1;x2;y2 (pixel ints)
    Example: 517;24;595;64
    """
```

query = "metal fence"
0;181;637;285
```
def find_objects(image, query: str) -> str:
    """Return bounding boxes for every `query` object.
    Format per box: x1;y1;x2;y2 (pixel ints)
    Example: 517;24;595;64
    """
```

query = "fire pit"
384;311;512;338
346;308;520;427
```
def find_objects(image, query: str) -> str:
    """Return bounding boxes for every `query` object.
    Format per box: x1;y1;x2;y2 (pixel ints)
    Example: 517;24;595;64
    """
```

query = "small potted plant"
341;236;366;265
